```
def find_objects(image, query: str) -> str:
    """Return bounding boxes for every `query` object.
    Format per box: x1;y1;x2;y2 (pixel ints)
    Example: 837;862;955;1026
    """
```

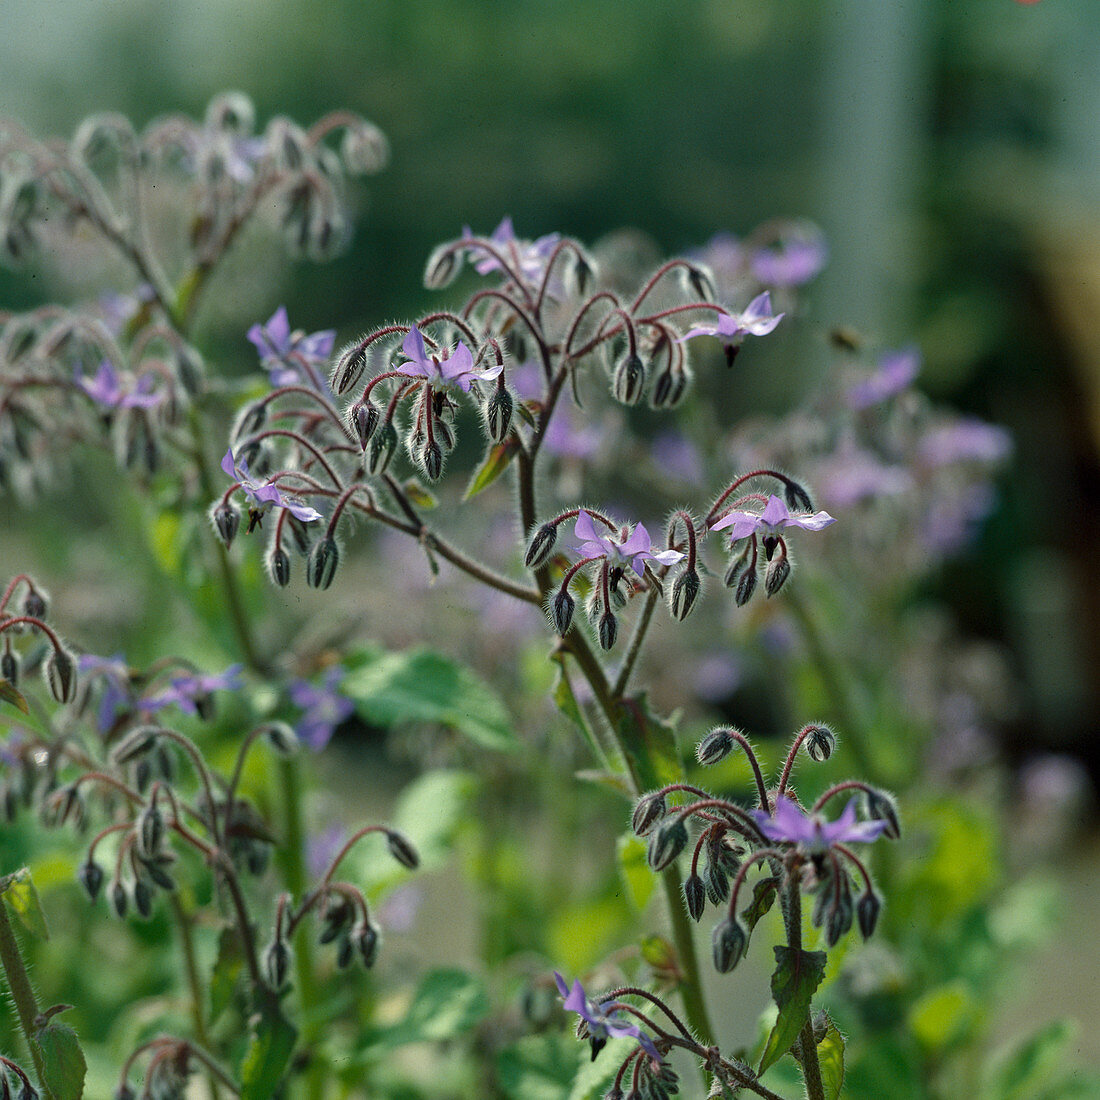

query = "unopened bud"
137;805;164;858
612;352;646;406
764;555;790;597
705;862;731;906
1;648;19;686
863;789;900;840
420;439;444;481
683;873;705;922
486;386;513;443
647;817;688;871
803;725;835;763
631;792;666;837
114;726;158;765
78;859;104;902
44;646;77;704
668;569;700;621
735;566;757;607
236;400;267;436
306;537;339;590
385;829;420;870
825;878;853;948
264;721;299;756
133;877;154;919
597;610;618;651
571;253;595;296
110;881;129;919
712;917;747;973
524;522;558;569
784;480;814;513
423;244;461;289
335;932;354;969
857;889;882;939
333;343;369;395
340;120;388;175
22;588;47;620
684;263;717;302
695;727;735;767
175;345;204;395
365;420;398;475
140;856;177;893
268;545;291;587
212;502;241;547
549;588;575;636
353;401;379;448
353;922;380;968
263;939;291;989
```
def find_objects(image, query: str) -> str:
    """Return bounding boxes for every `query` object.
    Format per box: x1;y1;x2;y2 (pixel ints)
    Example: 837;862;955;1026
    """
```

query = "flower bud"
133;877;155;920
783;480;814;513
683;263;717;302
140;855;177;893
486;386;514;443
423;244;461;289
863;789;900;840
365;420;398;475
207;91;255;135
695;727;735;767
597;610;618;651
704;862;731;906
263;939;291;989
734;566;757;608
570;252;596;296
857;889;882;940
137;804;165;858
44;646;77;704
420;438;444;481
612;352;646;406
711;917;747;973
524;522;558;569
683;873;705;922
333;341;368;395
764;555;790;597
22;588;47;620
549;588;575;636
110;880;129;919
335;932;354;969
340;120;389;175
267;545;291;587
352;400;380;449
647;817;688;871
264;721;299;756
825;877;854;948
78;859;104;902
318;896;353;945
236;400;267;436
114;726;158;765
1;648;20;686
353;922;380;968
668;568;700;621
306;537;339;590
175;345;204;396
650;363;690;410
631;792;666;837
803;725;835;763
385;829;420;870
134;759;153;794
212;502;241;547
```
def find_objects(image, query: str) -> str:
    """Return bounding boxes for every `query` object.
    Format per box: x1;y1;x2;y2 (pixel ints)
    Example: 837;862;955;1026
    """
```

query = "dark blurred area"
1;0;1097;781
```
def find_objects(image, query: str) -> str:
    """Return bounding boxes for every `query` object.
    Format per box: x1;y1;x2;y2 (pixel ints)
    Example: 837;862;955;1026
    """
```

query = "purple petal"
784;509;836;533
266;307;291;353
402;326;428;365
618;523;651;559
710;510;761;541
284;499;324;523
221;449;239;479
573;510;603;544
761;495;790;527
649;548;686;567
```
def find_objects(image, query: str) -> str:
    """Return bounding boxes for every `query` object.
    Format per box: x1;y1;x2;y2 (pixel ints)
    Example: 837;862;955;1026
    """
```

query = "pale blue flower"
752;795;887;851
554;972;661;1062
574;510;683;577
221;448;323;523
394;326;501;394
710;494;835;544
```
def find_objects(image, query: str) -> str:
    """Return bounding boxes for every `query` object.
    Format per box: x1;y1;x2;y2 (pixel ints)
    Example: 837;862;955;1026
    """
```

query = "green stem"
782;882;824;1100
657;868;714;1047
169;894;222;1100
0;898;54;1100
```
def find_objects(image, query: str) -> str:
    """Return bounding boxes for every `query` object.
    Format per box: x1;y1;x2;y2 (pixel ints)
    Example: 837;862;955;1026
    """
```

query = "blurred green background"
2;0;1099;1069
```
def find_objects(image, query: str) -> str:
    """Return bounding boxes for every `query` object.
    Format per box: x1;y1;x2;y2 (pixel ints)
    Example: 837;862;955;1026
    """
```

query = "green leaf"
402;478;438;508
209;925;245;1024
35;1018;86;1100
1;867;50;941
344;645;518;752
238;994;297;1100
0;678;29;713
616;832;655;910
758;946;827;1075
740;876;779;936
613;694;683;792
552;661;587;735
464;438;519;499
497;1034;580;1100
818;1020;845;1100
981;1020;1076;1100
377;968;489;1048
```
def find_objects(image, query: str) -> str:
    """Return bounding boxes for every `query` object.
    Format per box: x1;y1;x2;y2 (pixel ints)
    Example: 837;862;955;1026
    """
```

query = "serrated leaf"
344;645;518;752
402;479;438;509
758;946;827;1075
1;867;50;941
740;876;778;936
209;925;245;1023
0;678;29;713
238;994;297;1100
613;694;683;792
818;1020;845;1100
616;833;655;910
465;438;519;499
35;1019;86;1100
376;968;489;1048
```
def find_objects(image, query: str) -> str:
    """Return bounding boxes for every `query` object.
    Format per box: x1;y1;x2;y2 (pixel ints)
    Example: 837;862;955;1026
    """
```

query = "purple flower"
751;225;828;287
710;494;835;544
753;795;887;851
846;346;921;409
554;972;661;1062
917;418;1013;469
221;448;323;523
146;665;244;716
574;510;684;577
677;292;784;362
76;361;164;410
289;666;354;751
77;652;133;733
247;306;335;389
464;216;561;283
813;437;911;509
394;326;502;394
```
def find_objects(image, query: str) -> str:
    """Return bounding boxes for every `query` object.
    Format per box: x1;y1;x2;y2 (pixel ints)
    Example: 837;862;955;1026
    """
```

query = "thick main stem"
781;882;824;1100
0;897;54;1099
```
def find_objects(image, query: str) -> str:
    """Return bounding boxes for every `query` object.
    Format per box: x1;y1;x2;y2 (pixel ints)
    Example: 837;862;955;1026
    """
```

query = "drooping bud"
137;804;165;858
704;861;731;906
803;725;836;763
263;938;291;989
212;502;241;547
365;420;398;475
385;829;420;870
133;877;154;919
175;344;205;396
783;479;814;513
863;789;900;840
114;726;158;765
264;722;299;756
650;363;689;410
695;727;736;767
22;588;47;620
612;352;646;406
485;386;514;443
734;566;757;608
306;537;340;590
140;855;177;893
332;342;369;395
764;555;790;597
631;791;666;837
683;263;717;302
711;917;747;973
647;817;688;871
236;399;267;436
353;922;380;968
524;522;558;569
570;252;596;296
267;545;291;587
549;588;575;636
423;244;461;289
668;568;701;621
352;400;380;449
340;120;389;175
419;438;444;481
597;610;618;651
683;873;706;922
44;646;77;704
825;874;854;948
335;932;354;969
77;859;104;902
110;881;129;919
1;648;19;686
857;889;882;940
318;896;353;945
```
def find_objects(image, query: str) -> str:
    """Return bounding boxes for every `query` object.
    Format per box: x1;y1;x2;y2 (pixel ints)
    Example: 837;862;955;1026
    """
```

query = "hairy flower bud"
764;555;791;597
110;881;129;920
683;263;717;302
612;352;646;406
340;120;389;175
668;568;700;621
386;829;420;870
650;363;690;410
863;789;901;840
333;342;369;395
352;400;380;449
267;545;291;587
597;610;618;651
420;438;444;481
549;588;575;636
175;344;205;396
683;873;706;922
825;876;854;948
524;522;558;569
366;420;398;475
78;859;104;902
570;252;596;296
44;646;77;704
631;792;666;837
140;855;177;893
712;917;747;973
133;876;155;920
353;922;380;968
114;726;158;765
264;939;291;989
704;861;731;906
423;244;461;289
647;817;688;871
857;889;882;940
486;386;514;443
137;804;165;858
695;727;736;767
212;502;241;547
264;721;299;756
23;588;47;620
318;896;353;945
803;725;836;763
734;566;757;607
783;480;814;513
307;537;340;590
1;648;19;686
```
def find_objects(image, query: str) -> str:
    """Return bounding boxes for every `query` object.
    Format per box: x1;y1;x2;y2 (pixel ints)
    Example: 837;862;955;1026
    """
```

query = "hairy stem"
0;896;54;1100
168;894;222;1100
